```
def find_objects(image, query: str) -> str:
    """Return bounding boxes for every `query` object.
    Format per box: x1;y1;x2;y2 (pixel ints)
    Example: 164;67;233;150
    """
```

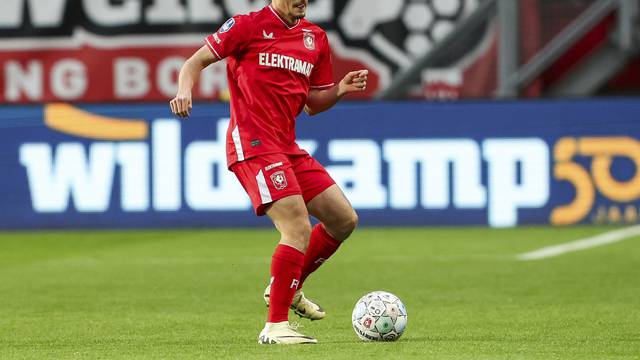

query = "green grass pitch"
0;226;638;359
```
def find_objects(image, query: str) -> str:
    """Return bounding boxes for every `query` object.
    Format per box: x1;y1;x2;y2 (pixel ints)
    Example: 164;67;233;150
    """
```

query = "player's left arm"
305;70;368;116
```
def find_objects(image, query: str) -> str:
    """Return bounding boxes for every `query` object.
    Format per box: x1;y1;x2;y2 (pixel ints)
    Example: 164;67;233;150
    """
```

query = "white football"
352;291;407;341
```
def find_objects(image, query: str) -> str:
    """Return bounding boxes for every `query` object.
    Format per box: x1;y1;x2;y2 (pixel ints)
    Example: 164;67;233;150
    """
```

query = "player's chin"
292;9;306;19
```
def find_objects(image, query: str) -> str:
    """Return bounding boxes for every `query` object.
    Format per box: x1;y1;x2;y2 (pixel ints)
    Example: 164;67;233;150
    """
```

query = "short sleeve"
309;34;335;89
204;15;253;60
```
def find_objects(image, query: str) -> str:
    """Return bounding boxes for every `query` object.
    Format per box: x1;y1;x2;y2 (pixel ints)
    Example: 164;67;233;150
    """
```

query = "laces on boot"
289;321;302;331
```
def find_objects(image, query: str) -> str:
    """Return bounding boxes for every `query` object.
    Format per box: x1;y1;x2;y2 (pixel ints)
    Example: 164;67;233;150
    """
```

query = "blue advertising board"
1;100;639;229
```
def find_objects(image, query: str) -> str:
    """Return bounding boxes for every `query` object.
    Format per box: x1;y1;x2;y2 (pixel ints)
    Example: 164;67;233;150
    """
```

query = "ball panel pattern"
352;291;408;341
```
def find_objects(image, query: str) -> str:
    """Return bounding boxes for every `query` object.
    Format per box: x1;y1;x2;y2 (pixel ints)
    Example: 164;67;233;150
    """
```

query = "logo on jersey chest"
303;31;315;51
263;30;274;39
270;171;288;190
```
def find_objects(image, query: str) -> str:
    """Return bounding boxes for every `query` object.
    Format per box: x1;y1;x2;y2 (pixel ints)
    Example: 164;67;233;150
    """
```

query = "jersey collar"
268;4;300;30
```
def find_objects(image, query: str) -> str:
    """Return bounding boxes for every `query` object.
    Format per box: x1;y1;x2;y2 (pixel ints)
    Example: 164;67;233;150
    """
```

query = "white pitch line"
516;225;640;261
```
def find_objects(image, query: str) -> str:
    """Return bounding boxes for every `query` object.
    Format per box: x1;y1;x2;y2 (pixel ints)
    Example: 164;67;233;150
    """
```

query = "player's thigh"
292;155;357;240
292;154;336;205
306;184;358;239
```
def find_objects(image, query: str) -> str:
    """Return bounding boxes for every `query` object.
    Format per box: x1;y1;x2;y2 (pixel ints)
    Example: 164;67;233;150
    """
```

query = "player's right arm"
170;46;219;118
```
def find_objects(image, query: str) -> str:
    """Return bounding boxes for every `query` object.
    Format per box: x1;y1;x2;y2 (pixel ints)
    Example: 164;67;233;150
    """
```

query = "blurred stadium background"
1;0;639;359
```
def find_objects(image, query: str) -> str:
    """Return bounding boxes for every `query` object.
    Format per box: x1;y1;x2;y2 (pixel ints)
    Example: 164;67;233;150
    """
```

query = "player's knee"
279;206;312;251
330;210;358;241
342;210;359;237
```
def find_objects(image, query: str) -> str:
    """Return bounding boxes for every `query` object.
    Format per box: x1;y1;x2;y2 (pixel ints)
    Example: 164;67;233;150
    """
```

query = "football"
351;291;408;341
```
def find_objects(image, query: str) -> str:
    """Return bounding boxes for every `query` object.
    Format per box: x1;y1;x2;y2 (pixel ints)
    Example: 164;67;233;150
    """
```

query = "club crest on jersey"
270;171;287;190
219;18;235;33
303;32;315;51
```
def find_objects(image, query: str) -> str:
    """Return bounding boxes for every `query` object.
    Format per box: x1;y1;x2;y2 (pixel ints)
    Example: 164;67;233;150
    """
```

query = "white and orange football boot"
263;284;326;321
257;321;317;344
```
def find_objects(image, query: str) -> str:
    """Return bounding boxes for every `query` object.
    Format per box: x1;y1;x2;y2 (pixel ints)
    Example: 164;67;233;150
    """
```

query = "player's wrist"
337;82;348;98
175;90;192;99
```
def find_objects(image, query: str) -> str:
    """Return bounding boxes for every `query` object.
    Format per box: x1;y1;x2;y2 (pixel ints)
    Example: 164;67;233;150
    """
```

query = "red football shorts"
230;153;336;216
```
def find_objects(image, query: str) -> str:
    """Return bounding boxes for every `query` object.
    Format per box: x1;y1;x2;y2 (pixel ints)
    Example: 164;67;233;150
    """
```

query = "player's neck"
270;2;298;27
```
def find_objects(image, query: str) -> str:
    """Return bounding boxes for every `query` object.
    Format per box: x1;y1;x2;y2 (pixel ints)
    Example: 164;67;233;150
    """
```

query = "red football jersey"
205;5;335;168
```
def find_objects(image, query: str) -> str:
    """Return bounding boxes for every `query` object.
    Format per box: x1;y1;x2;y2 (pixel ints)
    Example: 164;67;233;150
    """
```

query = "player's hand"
170;92;193;118
338;70;368;97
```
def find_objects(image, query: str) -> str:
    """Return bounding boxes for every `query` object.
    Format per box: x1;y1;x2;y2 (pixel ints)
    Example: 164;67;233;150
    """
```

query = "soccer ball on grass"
352;291;407;341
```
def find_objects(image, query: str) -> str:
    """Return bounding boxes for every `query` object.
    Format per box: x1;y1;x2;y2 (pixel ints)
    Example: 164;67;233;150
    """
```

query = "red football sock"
268;244;305;323
299;224;342;288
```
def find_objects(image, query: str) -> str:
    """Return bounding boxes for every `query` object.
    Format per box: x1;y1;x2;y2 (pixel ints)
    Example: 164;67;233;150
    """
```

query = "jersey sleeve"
309;33;335;89
204;15;253;60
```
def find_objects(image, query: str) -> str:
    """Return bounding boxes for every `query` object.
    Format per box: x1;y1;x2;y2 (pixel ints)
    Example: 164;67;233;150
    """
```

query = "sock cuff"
273;244;305;267
314;223;342;248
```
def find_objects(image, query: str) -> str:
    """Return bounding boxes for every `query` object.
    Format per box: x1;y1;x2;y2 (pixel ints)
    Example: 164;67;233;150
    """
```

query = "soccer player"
169;0;368;344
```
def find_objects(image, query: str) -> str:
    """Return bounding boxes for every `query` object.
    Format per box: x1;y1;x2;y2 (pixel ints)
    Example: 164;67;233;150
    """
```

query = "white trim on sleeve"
310;83;335;89
204;36;222;59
